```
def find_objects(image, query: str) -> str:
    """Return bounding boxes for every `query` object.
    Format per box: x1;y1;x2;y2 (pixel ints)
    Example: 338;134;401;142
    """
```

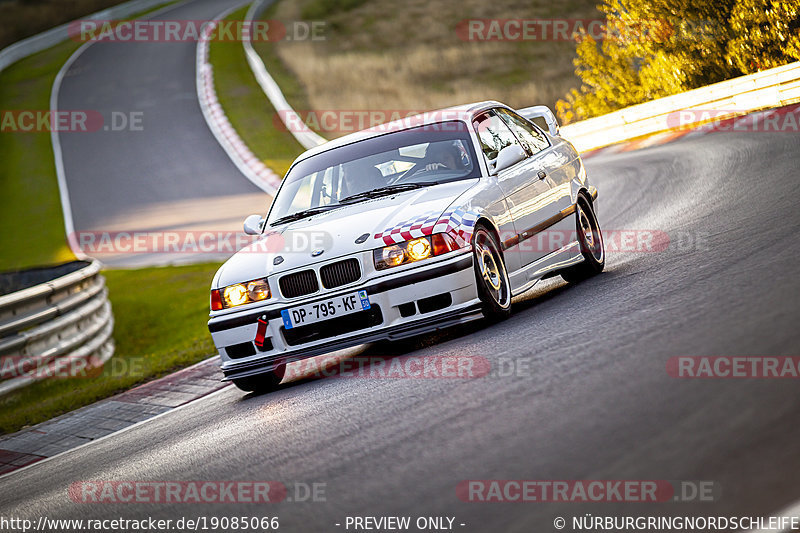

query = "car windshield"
268;121;480;225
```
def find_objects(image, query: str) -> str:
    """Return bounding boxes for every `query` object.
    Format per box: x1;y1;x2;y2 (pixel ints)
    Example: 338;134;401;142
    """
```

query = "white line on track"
1;383;232;480
49;0;193;258
195;2;281;194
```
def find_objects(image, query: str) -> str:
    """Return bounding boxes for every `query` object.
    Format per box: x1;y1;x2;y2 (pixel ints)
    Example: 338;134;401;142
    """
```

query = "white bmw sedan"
208;101;603;392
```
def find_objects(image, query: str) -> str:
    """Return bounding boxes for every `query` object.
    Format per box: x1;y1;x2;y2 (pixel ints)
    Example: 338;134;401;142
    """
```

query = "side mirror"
518;105;560;136
243;214;264;235
494;144;527;174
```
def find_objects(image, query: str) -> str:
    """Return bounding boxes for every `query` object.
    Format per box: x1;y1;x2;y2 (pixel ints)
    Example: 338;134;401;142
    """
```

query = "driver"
422;141;463;172
342;159;385;197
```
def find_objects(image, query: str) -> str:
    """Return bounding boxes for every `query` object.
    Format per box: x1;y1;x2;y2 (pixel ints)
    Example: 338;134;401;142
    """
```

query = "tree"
726;0;800;73
557;0;800;123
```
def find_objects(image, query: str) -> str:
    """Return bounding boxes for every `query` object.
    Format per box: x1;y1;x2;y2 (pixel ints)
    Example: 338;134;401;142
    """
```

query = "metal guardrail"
0;0;182;396
561;62;800;152
0;260;114;396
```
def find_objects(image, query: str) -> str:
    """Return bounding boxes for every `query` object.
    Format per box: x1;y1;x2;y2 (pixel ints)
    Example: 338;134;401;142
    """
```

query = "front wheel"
561;196;604;283
473;226;512;321
232;364;286;393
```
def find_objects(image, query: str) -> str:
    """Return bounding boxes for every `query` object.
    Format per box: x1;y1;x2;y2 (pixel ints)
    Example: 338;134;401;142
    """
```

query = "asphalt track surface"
6;0;800;530
3;127;799;530
55;0;266;266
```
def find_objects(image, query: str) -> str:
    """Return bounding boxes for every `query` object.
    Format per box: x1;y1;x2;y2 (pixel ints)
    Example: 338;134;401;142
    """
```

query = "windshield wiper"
270;205;339;226
272;182;439;225
339;182;435;204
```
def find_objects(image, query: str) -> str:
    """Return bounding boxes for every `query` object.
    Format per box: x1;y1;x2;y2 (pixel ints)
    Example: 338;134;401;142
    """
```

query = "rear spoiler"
517;106;560;137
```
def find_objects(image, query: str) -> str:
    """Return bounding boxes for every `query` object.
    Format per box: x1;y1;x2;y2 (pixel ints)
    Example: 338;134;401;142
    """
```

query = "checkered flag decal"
434;208;478;247
373;211;440;245
373;208;479;247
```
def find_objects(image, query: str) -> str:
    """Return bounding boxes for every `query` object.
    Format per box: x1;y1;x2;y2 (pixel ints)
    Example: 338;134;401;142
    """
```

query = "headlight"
373;233;462;270
211;278;271;310
382;245;405;268
407;237;431;261
224;284;248;307
246;279;270;301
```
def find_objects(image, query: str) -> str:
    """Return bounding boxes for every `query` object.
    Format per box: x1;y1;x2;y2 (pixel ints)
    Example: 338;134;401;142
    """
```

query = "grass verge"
265;0;599;134
0;262;221;435
208;5;306;176
0;42;81;271
0;0;180;272
0;1;224;435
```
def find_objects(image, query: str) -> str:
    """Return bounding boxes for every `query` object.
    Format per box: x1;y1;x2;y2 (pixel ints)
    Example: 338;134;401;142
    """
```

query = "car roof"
291;100;507;164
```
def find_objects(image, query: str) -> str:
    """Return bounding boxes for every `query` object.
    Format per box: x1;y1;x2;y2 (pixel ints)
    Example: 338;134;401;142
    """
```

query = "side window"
496;108;550;154
472;111;522;167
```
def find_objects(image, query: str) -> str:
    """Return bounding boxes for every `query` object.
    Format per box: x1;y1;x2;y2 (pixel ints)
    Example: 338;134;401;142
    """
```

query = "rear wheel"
232;364;286;393
473;226;512;321
561;196;604;283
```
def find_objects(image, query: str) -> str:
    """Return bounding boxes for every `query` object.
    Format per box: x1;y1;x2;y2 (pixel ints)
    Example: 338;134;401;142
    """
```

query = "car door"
473;109;560;269
497;108;582;263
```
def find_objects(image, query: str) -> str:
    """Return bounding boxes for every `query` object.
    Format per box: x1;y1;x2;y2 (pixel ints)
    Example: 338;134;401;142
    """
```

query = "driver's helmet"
343;160;384;196
426;141;464;170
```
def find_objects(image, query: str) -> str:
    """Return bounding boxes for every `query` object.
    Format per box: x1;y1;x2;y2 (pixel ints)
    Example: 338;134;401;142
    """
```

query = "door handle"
538;170;547;180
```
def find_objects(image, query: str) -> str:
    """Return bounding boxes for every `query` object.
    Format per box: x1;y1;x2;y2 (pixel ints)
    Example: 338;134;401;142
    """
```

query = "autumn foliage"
557;0;800;123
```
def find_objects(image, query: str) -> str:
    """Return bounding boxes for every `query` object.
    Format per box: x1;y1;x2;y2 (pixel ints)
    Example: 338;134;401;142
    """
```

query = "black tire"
561;195;604;283
472;225;512;321
232;364;286;393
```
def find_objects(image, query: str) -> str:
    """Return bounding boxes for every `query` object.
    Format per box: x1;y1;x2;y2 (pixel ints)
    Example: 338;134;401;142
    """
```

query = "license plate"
280;290;371;330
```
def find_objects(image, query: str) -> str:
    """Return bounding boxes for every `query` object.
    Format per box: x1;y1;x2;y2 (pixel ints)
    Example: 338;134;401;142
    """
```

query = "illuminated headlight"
211;278;271;310
407;237;431;261
373;234;462;270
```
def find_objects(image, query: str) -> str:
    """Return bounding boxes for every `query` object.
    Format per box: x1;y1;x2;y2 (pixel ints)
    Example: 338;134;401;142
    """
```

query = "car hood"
214;179;477;288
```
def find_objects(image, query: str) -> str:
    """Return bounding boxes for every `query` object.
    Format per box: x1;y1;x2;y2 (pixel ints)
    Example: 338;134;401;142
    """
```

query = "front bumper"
207;252;480;381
